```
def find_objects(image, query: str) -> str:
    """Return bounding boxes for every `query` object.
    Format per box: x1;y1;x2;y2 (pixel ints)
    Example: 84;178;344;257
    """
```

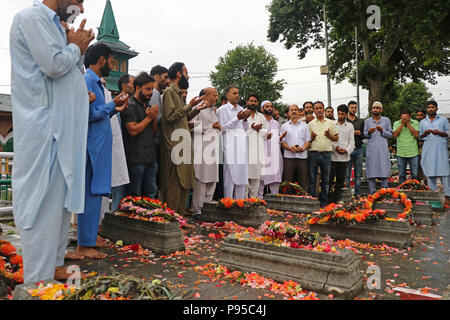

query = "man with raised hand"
364;101;393;194
245;94;268;198
308;101;339;206
259;101;284;199
77;43;129;260
122;72;159;199
393;109;420;184
10;0;94;282
420;101;450;205
329;105;355;203
160;62;206;214
218;86;252;200
281;104;311;193
191;87;221;217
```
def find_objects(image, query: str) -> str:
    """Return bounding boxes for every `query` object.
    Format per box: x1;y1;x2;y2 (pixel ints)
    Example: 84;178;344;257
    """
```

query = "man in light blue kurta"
10;0;93;283
364;102;393;194
419;101;450;200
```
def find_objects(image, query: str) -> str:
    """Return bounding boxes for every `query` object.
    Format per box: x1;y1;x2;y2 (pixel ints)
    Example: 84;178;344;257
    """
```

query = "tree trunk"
367;75;383;111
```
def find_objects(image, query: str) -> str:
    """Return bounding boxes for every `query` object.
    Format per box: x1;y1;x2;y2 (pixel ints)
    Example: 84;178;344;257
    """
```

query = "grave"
400;190;445;211
310;219;414;249
200;202;270;228
263;194;320;214
373;202;434;226
220;234;363;299
100;213;185;255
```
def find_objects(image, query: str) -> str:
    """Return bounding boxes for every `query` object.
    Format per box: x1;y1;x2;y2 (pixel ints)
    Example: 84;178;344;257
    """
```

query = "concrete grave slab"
219;234;363;299
310;219;414;249
264;195;320;214
200;202;270;228
373;202;434;226
100;213;185;255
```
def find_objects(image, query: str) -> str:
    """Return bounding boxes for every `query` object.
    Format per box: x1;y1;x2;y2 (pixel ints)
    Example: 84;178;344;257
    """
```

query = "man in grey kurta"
364;102;393;194
10;0;94;282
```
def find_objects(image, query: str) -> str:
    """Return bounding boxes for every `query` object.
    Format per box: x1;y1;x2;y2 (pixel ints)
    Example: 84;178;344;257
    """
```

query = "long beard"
263;109;273;116
179;76;189;90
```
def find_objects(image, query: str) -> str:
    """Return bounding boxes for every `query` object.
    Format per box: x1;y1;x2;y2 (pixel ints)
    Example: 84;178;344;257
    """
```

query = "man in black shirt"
122;72;159;198
345;101;365;196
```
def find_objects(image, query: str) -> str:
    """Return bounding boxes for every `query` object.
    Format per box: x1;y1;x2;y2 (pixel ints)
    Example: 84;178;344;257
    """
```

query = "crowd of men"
10;0;450;284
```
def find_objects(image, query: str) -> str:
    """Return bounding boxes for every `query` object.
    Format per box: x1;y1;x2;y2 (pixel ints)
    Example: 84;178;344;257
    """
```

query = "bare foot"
183;223;196;229
96;236;109;248
54;266;89;281
76;246;108;259
65;251;85;260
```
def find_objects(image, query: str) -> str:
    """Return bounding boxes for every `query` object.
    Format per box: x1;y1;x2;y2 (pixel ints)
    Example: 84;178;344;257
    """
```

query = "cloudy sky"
1;0;449;116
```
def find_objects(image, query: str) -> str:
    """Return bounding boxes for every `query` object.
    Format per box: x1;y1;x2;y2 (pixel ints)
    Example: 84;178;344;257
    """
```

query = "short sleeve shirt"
393;119;419;158
281;120;311;159
122;97;157;164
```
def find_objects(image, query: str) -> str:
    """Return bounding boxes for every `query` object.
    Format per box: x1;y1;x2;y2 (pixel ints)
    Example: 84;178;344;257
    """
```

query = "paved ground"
1;207;449;300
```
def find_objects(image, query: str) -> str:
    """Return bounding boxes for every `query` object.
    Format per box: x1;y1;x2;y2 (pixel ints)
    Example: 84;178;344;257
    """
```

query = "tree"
267;0;449;108
210;43;285;105
382;81;432;122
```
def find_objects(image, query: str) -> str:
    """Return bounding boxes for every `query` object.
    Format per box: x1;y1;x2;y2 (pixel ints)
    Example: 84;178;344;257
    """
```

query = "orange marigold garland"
0;241;24;284
397;179;431;191
307;200;386;225
218;198;267;209
367;188;412;220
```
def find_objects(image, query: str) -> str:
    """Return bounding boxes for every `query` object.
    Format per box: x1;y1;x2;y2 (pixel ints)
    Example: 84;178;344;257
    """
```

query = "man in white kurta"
217;86;252;199
10;1;93;282
329;105;355;202
259;101;283;198
245;95;268;198
191;88;220;216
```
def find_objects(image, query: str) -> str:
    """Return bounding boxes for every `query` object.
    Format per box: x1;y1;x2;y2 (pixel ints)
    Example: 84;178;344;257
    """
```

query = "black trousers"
329;161;349;202
282;158;309;193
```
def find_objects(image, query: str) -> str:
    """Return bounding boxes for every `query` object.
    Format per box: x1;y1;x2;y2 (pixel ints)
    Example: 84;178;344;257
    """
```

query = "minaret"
97;0;138;93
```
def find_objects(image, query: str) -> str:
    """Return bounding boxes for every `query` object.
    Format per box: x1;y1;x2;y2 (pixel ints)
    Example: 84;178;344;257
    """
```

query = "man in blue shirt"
77;43;128;259
10;0;94;283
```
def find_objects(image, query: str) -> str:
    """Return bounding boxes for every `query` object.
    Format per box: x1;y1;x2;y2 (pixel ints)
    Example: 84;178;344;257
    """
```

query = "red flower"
0;244;17;257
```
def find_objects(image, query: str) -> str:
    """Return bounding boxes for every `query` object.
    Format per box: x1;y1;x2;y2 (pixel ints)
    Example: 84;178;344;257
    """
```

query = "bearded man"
160;62;206;214
77;43;129;259
10;0;94;282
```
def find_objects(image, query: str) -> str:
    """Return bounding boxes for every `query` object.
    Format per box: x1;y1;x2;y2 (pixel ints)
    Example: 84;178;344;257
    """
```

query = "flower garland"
0;240;24;284
278;181;309;196
217;198;267;209
306;200;386;226
397;179;431;191
366;188;412;220
114;196;186;225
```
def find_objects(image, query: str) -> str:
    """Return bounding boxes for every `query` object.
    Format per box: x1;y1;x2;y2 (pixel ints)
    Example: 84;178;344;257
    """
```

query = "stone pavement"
1;207;449;300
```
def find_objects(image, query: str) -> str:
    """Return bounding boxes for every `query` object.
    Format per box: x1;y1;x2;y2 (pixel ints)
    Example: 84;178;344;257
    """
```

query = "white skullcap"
261;100;272;108
372;101;383;108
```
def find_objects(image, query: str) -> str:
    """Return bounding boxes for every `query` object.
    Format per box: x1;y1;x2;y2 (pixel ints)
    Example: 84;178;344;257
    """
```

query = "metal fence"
0;152;13;201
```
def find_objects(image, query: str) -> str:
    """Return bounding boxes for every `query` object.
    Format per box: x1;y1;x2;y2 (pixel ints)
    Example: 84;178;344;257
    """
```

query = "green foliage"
382;81;432;123
267;0;450;104
210;43;285;106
